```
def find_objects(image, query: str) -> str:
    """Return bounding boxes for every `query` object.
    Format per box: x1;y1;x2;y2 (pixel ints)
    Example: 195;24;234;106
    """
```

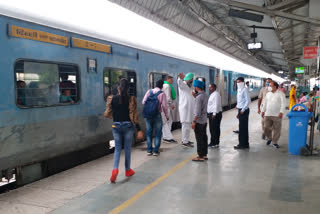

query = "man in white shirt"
235;77;251;150
207;83;222;148
178;72;195;148
162;75;177;143
261;81;285;149
258;78;272;140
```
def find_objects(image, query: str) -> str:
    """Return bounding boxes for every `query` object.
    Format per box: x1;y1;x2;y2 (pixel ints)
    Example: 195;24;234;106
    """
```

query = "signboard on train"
9;25;69;46
71;37;111;53
303;46;318;59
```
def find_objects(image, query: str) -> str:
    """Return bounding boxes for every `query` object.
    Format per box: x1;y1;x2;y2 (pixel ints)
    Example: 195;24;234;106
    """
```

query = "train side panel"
0;14;264;180
0;15;211;171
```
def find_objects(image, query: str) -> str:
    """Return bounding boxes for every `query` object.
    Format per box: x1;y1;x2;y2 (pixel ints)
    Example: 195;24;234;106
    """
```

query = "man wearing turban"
192;79;209;161
178;72;195;147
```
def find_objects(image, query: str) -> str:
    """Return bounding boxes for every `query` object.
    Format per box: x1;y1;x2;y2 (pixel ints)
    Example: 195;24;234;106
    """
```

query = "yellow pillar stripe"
109;126;236;214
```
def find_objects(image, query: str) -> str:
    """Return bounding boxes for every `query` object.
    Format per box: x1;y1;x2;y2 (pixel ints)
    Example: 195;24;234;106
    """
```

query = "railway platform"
1;100;320;214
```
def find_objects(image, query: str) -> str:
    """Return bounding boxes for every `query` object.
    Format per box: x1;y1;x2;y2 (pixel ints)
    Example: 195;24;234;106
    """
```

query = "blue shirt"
236;87;250;112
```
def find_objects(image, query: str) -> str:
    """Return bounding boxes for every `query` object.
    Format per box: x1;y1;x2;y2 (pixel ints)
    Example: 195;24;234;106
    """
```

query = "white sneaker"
273;144;280;149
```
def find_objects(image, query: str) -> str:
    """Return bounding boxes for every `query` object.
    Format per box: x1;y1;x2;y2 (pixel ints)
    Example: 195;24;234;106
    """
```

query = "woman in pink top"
299;92;308;104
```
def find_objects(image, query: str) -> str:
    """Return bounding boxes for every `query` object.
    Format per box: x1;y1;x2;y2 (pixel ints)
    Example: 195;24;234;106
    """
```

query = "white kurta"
162;84;174;140
177;78;195;123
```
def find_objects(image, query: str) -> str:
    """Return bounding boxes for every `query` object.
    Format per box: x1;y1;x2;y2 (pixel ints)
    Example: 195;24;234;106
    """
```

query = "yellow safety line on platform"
109;126;236;214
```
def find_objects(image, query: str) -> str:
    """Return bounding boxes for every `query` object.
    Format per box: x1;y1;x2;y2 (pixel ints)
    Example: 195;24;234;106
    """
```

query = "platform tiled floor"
1;100;319;214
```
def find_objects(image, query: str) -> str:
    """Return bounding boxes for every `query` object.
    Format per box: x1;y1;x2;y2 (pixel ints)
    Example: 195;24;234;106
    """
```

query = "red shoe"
110;169;118;183
125;169;135;177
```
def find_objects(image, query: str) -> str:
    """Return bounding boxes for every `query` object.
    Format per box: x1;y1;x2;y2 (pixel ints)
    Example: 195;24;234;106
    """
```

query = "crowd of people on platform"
290;84;320;132
104;73;319;183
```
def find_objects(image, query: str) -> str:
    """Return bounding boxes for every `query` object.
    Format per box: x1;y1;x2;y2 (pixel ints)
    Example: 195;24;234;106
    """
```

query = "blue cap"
193;79;204;89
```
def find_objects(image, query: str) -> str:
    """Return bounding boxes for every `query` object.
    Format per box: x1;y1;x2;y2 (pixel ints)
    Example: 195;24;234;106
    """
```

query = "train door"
216;69;220;90
209;68;215;84
103;68;137;99
127;71;137;96
209;67;220;88
221;70;229;107
228;72;233;108
149;72;167;88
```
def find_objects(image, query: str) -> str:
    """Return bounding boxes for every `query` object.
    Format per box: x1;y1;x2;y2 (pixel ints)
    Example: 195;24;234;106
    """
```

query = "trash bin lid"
286;104;313;118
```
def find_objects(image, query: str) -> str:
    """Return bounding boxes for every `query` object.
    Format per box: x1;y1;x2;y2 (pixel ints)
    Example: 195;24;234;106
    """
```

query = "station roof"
109;0;320;79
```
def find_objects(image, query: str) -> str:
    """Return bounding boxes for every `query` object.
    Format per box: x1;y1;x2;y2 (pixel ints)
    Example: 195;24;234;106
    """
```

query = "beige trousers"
264;116;282;144
261;117;265;133
162;110;173;140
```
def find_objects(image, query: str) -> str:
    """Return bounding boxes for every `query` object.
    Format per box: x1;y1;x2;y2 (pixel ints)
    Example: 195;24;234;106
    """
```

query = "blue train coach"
0;12;264;186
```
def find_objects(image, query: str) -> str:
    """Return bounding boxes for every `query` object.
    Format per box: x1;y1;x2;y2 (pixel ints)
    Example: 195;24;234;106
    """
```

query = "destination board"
303;46;318;59
72;37;111;53
10;25;68;46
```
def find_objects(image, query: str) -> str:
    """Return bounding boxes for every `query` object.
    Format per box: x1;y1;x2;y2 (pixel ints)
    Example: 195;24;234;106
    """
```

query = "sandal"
203;156;208;160
192;156;204;162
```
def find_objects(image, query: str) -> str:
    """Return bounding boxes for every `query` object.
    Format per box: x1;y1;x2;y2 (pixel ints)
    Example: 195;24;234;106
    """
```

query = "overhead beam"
283;1;309;13
261;49;283;54
267;64;289;67
151;0;175;15
269;55;287;62
164;9;184;21
287;60;302;65
287;54;302;60
193;25;206;34
186;0;278;69
256;52;287;62
267;0;307;10
281;30;320;40
109;0;275;73
185;0;247;50
283;39;317;47
278;22;305;33
270;16;291;65
211;0;320;25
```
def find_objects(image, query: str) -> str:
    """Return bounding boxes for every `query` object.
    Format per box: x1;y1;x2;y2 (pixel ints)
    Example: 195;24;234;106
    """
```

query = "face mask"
267;86;272;92
266;82;270;87
237;82;244;90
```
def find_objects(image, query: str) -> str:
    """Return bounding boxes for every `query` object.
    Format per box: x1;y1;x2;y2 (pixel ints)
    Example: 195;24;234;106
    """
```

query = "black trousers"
208;112;222;146
238;109;249;146
195;123;208;157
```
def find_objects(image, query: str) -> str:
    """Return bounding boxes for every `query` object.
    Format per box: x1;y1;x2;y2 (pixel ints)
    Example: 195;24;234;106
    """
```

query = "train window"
149;72;167;89
195;77;206;91
103;68;136;99
15;60;80;108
